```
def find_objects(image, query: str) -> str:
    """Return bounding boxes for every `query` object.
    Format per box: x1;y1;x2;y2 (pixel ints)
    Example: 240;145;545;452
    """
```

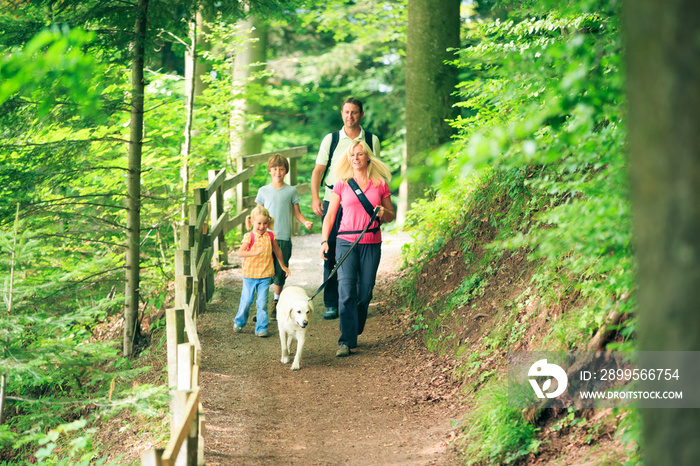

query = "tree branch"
32;233;127;249
33;201;129;211
0;137;131;148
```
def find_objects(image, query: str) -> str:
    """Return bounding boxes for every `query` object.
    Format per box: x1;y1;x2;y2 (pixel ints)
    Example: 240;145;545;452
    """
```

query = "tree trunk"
181;4;215;213
229;14;268;234
229;14;268;163
625;0;700;462
124;0;149;357
401;0;460;225
180;14;197;222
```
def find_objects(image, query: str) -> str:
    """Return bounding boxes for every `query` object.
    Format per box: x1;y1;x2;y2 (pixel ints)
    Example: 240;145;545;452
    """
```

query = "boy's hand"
304;220;314;230
282;266;291;277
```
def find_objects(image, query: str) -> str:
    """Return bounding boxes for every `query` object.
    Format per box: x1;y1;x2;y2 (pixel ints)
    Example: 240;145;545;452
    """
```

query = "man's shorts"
273;239;292;287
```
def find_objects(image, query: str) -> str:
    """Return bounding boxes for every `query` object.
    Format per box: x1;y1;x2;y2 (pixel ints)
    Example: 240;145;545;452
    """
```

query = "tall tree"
402;0;460;224
625;0;700;462
230;14;268;237
229;14;269;163
124;0;150;356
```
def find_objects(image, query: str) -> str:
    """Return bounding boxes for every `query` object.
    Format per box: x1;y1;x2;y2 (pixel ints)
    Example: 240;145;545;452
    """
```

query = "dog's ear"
308;301;314;316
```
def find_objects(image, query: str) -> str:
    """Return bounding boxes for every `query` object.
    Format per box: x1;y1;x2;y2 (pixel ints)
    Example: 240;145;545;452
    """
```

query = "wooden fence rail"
141;146;308;466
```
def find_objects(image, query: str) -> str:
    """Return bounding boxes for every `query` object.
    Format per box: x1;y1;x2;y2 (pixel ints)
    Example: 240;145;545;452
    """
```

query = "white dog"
277;286;314;370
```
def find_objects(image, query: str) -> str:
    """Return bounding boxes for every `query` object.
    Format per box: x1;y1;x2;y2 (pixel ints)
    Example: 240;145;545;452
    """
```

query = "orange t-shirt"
241;231;275;279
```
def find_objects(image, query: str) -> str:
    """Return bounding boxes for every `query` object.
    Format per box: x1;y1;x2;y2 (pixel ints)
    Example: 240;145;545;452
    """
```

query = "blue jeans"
234;277;271;334
335;240;381;348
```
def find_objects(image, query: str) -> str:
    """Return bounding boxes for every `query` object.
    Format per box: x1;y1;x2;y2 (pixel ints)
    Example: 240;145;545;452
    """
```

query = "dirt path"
197;232;463;465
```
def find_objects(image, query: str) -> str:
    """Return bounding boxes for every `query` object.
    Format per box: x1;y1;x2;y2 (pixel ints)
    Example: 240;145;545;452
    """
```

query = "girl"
320;140;394;356
234;205;290;337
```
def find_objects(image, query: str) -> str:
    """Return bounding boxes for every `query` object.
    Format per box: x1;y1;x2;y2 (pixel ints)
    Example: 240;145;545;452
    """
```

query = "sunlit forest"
1;0;698;464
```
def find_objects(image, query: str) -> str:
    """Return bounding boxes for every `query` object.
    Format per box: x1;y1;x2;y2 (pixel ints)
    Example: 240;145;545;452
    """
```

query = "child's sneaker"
255;331;269;338
234;325;242;333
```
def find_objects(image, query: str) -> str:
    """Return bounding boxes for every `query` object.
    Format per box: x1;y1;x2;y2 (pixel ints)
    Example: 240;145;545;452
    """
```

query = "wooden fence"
141;146;308;466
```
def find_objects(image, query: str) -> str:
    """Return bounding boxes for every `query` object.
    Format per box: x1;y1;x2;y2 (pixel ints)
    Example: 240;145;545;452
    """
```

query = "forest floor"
196;232;467;465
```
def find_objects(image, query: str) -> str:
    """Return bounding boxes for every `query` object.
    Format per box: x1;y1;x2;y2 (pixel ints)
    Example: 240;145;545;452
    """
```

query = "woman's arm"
379;195;395;223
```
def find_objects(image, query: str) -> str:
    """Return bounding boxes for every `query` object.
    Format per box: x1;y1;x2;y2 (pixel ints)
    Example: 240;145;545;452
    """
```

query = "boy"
256;154;313;319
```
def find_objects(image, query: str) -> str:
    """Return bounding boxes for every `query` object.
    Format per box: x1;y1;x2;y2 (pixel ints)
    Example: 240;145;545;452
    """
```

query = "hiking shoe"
336;344;350;357
324;306;339;320
233;325;242;333
255;331;269;338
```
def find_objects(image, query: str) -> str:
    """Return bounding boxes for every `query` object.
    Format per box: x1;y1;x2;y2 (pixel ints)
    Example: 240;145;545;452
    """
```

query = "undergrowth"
399;1;639;463
0;317;170;464
456;380;542;465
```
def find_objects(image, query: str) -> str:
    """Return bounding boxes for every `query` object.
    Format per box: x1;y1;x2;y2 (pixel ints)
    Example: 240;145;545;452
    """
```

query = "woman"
320;139;395;357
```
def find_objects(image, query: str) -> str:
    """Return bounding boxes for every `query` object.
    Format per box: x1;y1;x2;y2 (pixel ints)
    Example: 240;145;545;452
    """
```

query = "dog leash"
309;206;380;302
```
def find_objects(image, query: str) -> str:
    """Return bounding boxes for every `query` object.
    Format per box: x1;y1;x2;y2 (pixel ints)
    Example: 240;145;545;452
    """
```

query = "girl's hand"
304;220;314;231
320;241;329;260
282;266;291;277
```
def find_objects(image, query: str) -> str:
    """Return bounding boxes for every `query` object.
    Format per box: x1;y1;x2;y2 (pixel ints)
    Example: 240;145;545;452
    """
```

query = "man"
311;97;381;319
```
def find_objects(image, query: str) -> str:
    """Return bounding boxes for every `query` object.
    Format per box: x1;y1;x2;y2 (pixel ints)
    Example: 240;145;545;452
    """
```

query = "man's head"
341;97;364;131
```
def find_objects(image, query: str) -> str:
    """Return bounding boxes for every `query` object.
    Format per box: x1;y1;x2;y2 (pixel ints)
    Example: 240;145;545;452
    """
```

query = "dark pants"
335;240;381;348
322;200;343;309
272;239;292;287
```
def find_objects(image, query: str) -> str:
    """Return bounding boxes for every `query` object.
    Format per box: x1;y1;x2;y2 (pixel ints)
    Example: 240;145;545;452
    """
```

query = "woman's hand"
377;205;385;221
376;205;393;222
377;197;395;223
320;241;329;260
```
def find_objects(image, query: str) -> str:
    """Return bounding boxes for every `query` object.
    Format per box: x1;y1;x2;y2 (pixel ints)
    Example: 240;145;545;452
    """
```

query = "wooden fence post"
192;188;210;317
237;154;249;236
166;308;185;391
141;448;164;466
171;390;189;466
172;343;194;466
208;169;228;266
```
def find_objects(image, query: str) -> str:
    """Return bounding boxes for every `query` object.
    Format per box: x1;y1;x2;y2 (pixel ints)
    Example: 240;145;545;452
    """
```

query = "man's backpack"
320;130;374;190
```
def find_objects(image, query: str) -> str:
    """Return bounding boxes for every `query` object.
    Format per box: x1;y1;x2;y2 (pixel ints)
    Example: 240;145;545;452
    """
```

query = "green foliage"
617;407;642;465
0;22;179;462
401;168;489;267
0;27;103;117
398;0;637;462
458;380;542;465
265;0;408;177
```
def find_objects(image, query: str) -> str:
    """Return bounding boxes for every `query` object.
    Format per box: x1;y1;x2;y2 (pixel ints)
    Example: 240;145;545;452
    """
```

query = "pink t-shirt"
333;178;390;244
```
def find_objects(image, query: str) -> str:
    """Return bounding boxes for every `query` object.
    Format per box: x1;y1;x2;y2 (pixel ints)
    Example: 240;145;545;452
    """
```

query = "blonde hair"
245;205;275;231
334;139;392;185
